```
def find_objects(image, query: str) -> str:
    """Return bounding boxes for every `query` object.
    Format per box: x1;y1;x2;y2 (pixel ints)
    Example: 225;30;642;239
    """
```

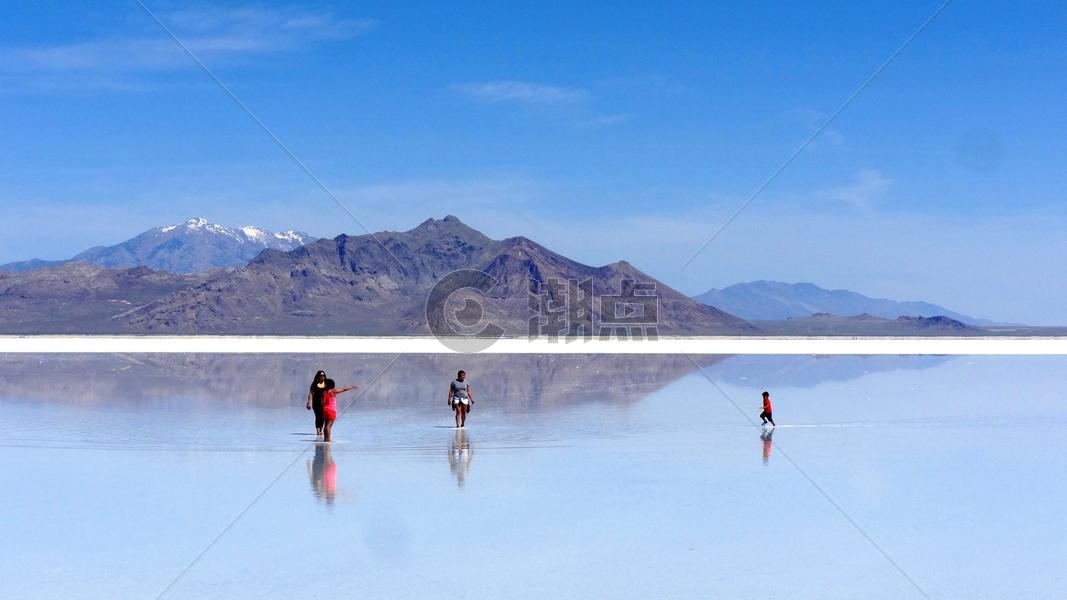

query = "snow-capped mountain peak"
159;217;214;234
154;219;314;246
239;226;269;242
1;219;317;274
272;230;308;244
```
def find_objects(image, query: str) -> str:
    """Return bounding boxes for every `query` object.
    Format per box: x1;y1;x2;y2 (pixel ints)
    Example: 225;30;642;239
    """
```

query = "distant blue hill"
693;280;994;325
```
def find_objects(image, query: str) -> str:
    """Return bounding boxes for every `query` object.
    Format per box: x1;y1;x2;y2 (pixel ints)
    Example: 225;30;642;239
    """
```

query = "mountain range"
0;218;316;274
750;313;980;336
0;216;1009;335
0;216;755;335
693;280;991;325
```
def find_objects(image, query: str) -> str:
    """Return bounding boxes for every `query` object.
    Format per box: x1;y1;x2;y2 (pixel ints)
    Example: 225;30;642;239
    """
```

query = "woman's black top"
310;383;326;407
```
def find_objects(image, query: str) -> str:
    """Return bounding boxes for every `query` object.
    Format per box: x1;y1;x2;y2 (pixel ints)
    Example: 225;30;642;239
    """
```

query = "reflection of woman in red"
323;461;337;497
307;443;337;504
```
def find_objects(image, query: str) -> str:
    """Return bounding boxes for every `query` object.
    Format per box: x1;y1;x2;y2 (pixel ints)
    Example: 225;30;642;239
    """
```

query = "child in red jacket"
760;391;776;427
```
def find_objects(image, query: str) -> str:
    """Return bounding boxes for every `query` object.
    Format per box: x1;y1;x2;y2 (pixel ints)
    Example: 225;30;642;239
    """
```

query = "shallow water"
1;354;1064;599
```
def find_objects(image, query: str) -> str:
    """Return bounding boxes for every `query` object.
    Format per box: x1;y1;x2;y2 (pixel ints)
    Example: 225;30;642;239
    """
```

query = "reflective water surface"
1;354;1065;599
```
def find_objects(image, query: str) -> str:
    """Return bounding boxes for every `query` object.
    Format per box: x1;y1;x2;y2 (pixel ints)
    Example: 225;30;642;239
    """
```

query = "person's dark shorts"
760;411;773;420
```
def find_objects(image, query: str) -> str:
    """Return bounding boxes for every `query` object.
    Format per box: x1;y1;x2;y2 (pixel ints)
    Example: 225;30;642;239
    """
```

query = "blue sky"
1;1;1065;323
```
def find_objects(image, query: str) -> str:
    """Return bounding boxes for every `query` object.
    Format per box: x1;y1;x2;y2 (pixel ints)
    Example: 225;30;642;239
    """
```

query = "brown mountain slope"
123;216;756;335
0;263;209;334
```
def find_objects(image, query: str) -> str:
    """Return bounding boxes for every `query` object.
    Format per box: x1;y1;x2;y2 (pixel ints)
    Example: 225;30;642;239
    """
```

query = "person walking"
447;370;475;428
306;370;328;436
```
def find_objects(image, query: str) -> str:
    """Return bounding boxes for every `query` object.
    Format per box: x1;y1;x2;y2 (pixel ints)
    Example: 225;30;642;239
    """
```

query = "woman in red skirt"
322;378;359;442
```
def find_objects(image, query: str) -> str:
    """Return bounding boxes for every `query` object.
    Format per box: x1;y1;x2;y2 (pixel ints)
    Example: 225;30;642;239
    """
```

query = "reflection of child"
759;391;776;427
761;428;774;464
322;378;359;442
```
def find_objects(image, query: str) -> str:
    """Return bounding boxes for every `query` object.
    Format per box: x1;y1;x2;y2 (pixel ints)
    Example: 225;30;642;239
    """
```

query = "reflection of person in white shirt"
447;370;475;428
449;428;473;487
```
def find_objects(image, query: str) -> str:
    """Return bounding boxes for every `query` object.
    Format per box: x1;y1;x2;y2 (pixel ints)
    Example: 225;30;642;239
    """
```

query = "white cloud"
165;6;372;41
0;5;373;79
823;169;893;208
453;80;589;105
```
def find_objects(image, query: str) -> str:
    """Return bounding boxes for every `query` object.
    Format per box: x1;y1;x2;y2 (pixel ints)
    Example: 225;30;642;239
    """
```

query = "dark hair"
457;370;465;377
325;378;336;390
762;391;769;397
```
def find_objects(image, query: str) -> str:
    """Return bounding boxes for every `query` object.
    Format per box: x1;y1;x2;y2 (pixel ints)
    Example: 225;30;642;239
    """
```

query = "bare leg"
324;419;333;442
454;404;461;428
460;403;468;427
